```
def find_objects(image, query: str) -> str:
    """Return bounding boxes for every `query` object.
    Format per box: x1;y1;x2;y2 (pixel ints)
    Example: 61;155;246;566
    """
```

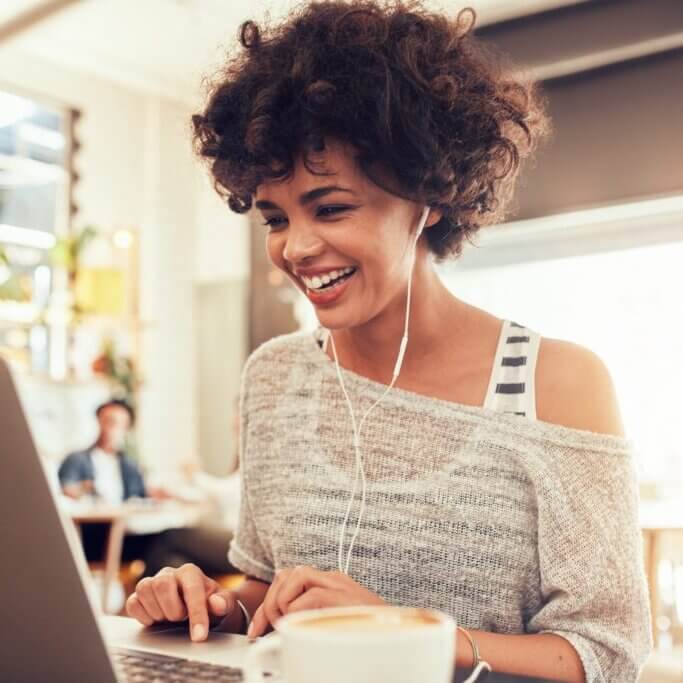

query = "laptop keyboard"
112;646;253;682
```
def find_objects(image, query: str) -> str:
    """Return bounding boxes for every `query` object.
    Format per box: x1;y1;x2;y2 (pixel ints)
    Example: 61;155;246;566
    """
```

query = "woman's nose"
282;226;325;265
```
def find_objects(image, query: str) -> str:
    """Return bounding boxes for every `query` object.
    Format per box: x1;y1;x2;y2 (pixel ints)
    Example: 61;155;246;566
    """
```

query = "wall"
476;0;683;219
193;168;250;474
0;45;249;472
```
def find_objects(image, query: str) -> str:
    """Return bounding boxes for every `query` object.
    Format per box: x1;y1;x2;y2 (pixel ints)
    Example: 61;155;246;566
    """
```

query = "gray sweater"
229;331;652;682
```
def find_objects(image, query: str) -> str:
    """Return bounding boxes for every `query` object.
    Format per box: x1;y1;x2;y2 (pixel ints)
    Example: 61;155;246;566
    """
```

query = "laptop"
0;357;249;682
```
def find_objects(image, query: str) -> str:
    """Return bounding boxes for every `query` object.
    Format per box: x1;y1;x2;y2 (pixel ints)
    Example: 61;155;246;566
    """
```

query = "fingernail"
192;624;207;641
210;594;228;615
247;622;255;639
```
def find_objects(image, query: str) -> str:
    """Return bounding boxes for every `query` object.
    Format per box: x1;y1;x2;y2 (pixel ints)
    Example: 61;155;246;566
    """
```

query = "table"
639;500;683;648
101;616;560;683
68;500;205;612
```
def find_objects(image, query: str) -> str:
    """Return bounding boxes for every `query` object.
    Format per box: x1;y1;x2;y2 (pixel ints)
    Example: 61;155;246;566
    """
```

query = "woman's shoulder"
535;336;625;438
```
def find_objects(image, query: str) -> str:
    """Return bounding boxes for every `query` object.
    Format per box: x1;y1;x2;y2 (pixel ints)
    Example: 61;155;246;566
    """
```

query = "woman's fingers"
208;589;236;619
177;564;213;641
151;569;187;622
275;566;341;616
248;567;347;639
133;577;165;622
126;564;221;641
247;603;268;640
247;569;290;639
125;593;154;626
257;570;288;636
285;587;342;613
244;567;385;641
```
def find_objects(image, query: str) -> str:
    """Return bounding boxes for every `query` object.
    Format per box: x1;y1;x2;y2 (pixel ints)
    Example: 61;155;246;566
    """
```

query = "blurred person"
59;399;144;504
58;399;161;564
126;2;651;681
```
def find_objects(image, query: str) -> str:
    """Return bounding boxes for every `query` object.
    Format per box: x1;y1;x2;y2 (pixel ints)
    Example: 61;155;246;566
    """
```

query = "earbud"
330;206;431;575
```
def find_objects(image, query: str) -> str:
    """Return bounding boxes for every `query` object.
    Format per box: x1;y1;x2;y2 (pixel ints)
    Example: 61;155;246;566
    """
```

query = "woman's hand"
125;564;240;641
247;565;386;639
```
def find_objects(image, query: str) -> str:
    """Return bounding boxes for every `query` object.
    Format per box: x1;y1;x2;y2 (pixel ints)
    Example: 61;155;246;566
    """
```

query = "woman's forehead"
255;143;366;200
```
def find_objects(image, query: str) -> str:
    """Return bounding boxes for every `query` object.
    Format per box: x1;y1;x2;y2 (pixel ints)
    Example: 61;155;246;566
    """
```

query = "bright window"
0;90;72;370
441;239;683;485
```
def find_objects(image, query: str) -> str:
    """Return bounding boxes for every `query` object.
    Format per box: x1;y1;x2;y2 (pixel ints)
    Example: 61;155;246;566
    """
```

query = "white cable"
331;206;430;575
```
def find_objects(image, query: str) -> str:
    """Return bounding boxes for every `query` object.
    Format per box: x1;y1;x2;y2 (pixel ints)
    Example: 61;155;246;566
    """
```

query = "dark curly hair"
192;0;550;260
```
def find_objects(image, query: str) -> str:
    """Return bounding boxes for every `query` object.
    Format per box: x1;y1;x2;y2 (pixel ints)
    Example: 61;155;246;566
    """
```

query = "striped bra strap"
483;320;541;420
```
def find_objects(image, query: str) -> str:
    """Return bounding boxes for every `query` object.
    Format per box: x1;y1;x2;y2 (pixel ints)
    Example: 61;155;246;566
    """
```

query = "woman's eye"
262;205;352;229
317;205;351;218
262;216;288;229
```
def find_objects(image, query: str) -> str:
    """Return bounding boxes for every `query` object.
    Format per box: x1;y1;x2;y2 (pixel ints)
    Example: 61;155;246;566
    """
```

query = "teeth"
301;267;355;290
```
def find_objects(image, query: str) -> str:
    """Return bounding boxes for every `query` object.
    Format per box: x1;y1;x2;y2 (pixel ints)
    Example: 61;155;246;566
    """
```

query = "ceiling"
1;0;586;105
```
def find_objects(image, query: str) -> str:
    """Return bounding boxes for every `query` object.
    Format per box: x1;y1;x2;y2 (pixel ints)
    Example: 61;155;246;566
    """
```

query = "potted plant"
91;337;141;408
49;225;97;292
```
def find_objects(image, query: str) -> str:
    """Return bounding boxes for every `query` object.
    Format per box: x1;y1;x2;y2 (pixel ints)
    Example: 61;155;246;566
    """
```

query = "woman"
126;2;651;681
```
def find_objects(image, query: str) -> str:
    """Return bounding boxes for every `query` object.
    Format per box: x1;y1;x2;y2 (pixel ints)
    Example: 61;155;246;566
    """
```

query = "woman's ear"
425;208;443;229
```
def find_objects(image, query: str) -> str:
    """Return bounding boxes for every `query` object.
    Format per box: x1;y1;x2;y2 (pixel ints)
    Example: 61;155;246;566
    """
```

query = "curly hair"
192;0;550;260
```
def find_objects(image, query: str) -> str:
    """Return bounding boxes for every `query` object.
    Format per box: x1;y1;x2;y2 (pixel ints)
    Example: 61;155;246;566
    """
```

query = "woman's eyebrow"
255;185;357;211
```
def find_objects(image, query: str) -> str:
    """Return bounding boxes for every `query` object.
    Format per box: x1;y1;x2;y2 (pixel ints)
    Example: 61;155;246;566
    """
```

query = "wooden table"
67;500;205;612
640;500;683;648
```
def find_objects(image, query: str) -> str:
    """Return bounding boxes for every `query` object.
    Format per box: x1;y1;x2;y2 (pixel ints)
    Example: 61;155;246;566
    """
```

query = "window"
0;89;74;371
441;224;683;486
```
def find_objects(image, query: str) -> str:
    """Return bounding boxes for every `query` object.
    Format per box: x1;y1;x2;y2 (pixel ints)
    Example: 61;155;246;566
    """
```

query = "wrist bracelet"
235;598;251;635
457;626;492;682
458;626;480;668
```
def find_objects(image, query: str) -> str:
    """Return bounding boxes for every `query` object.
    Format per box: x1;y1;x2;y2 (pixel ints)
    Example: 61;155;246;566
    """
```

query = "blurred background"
0;0;681;679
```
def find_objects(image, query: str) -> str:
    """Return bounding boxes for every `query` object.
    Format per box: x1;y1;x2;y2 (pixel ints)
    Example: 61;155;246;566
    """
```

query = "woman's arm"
458;630;584;683
229;577;583;681
524;342;652;680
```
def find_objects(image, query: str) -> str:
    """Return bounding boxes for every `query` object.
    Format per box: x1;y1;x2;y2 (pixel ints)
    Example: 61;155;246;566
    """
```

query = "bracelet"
458;625;482;668
235;598;252;635
457;626;492;682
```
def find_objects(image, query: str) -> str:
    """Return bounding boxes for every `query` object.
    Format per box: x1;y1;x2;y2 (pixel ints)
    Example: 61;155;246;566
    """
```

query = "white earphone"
327;206;431;574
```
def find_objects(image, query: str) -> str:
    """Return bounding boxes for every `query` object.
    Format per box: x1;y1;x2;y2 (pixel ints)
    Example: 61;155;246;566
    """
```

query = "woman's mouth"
300;267;357;306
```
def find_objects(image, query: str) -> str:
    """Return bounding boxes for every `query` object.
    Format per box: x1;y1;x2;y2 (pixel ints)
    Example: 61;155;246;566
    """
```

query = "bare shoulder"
535;337;625;437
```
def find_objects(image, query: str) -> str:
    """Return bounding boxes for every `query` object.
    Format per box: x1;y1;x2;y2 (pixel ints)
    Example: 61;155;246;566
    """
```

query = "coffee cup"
244;605;487;683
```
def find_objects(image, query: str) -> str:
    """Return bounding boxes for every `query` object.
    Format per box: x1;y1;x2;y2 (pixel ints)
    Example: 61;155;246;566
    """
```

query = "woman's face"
255;140;435;331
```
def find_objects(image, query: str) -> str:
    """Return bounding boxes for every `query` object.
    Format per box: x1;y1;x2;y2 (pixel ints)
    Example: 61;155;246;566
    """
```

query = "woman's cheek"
265;232;285;269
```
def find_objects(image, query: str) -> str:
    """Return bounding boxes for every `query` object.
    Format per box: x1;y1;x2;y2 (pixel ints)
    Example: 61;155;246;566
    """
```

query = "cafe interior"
0;0;681;681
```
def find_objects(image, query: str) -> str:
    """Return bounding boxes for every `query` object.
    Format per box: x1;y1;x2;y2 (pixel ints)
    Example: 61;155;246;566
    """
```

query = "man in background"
58;399;154;563
58;399;144;504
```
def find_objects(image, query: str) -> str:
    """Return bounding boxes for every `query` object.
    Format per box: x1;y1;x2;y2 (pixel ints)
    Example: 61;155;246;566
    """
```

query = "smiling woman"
126;2;652;682
191;2;547;261
253;140;440;331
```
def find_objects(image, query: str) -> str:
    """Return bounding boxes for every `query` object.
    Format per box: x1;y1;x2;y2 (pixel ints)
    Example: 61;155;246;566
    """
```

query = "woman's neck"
328;260;465;383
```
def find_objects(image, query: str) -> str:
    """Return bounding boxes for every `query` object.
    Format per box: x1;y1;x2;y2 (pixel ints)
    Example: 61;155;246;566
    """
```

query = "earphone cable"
330;206;429;574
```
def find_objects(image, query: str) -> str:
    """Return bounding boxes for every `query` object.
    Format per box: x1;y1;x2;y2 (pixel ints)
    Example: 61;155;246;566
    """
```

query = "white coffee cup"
244;605;488;683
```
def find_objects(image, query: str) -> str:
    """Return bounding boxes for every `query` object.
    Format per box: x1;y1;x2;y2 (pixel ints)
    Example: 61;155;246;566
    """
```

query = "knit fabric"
229;331;652;682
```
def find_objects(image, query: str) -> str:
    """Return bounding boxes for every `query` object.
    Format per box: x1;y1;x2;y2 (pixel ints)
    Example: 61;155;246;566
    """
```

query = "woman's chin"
315;312;350;331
